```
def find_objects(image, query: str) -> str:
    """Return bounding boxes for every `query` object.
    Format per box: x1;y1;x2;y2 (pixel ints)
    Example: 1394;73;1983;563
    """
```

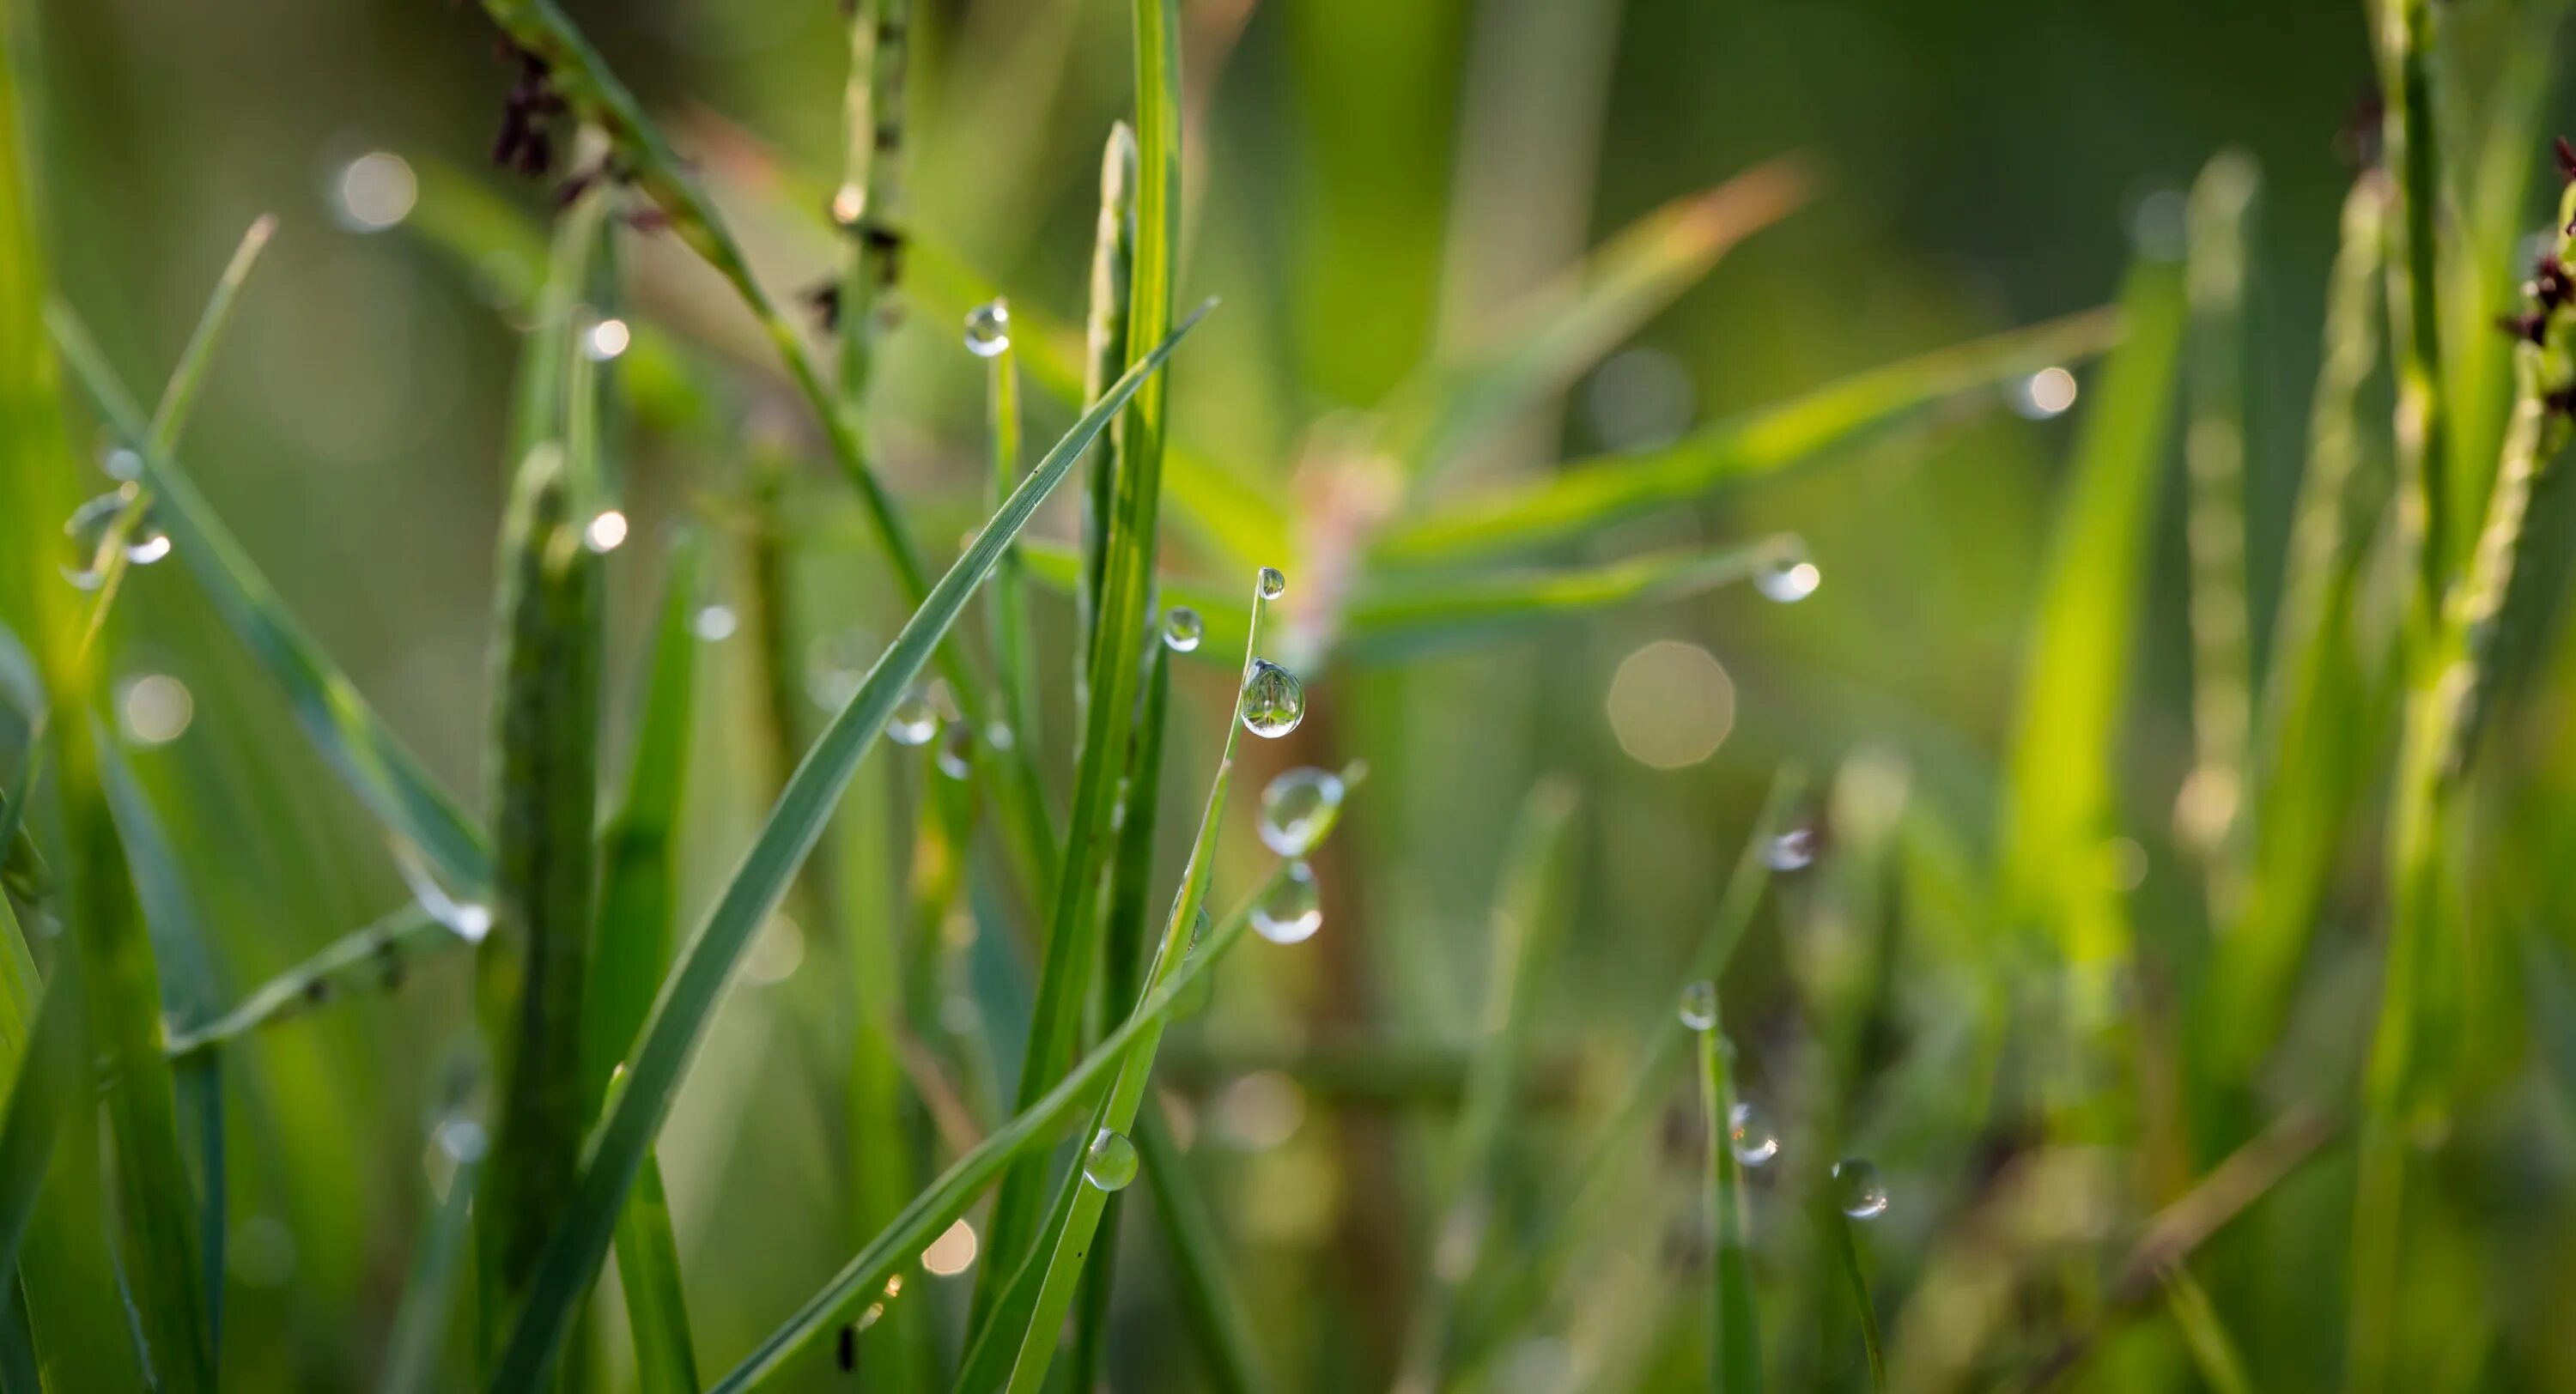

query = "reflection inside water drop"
1257;767;1345;857
1251;862;1322;944
1083;1128;1138;1191
1239;659;1305;739
964;300;1011;358
1832;1157;1888;1220
1728;1101;1778;1167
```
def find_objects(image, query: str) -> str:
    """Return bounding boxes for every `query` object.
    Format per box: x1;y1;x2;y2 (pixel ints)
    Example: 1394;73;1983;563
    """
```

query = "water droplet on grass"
1252;863;1322;944
1163;606;1203;652
1679;979;1718;1031
1084;1129;1138;1191
1832;1157;1888;1219
584;318;631;361
935;720;973;779
1257;566;1287;599
1755;550;1821;603
62;487;168;587
1240;659;1305;738
964;300;1011;358
885;689;939;746
1765;827;1820;871
1258;767;1345;857
1728;1101;1778;1167
584;509;629;553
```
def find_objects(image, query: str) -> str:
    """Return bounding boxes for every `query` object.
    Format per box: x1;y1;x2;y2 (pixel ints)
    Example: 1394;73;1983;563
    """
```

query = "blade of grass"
1826;1212;1886;1392
0;967;82;1293
974;0;1186;1311
1698;1006;1762;1394
1077;124;1139;733
46;306;491;894
983;300;1042;764
2159;1266;2254;1394
1129;1104;1273;1394
1338;536;1804;664
1391;780;1577;1394
1370;307;2120;566
483;305;1206;1392
1381;159;1811;485
2375;0;2452;598
379;1074;491;1394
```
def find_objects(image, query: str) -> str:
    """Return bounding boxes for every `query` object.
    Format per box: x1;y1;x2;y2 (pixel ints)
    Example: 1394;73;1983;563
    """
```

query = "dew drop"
2011;366;2079;420
1259;767;1345;858
690;604;738;642
1083;1128;1139;1191
963;300;1011;358
435;1116;489;1165
1163;606;1203;653
102;445;142;482
61;487;167;586
1765;827;1820;871
1727;1101;1778;1167
935;720;974;780
1251;862;1322;944
885;689;939;747
1754;552;1821;604
1679;979;1719;1031
1832;1157;1888;1220
1239;659;1305;739
1256;566;1287;600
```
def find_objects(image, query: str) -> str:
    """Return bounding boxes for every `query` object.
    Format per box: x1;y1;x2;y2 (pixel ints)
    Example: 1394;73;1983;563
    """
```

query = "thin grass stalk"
2177;151;2257;912
976;0;1185;1304
984;304;1042;761
1077;124;1139;734
708;851;1334;1392
380;1079;491;1394
1391;780;1577;1394
161;903;445;1056
2375;0;2452;601
833;0;910;406
1699;1015;1761;1394
994;573;1278;1394
1826;1212;1886;1393
2159;1267;2254;1394
483;306;1206;1393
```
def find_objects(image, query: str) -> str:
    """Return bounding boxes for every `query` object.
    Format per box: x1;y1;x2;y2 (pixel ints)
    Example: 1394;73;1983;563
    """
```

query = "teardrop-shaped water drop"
1728;1101;1779;1167
1163;607;1203;653
1251;862;1322;944
885;689;939;746
1256;566;1287;600
1239;659;1305;739
1083;1128;1139;1191
963;300;1011;359
1755;554;1821;604
1258;767;1345;858
1679;979;1719;1031
935;720;973;780
1765;827;1820;871
1832;1157;1887;1220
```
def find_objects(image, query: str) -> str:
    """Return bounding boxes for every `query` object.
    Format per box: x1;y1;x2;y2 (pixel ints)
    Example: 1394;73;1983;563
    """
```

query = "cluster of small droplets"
1258;767;1346;857
963;300;1012;358
1083;1128;1139;1191
1251;862;1322;944
1163;606;1203;653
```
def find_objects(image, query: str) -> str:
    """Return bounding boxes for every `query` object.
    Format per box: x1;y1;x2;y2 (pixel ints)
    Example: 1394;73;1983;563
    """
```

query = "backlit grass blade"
162;902;448;1057
2374;0;2453;598
1392;780;1577;1394
1339;536;1803;663
975;0;1186;1309
1371;307;2119;566
1698;1009;1762;1394
1995;251;2186;1025
46;306;491;894
708;853;1332;1392
2177;151;2257;904
1381;160;1810;484
484;305;1207;1392
379;1082;489;1394
0;968;82;1294
1077;124;1139;723
990;573;1280;1394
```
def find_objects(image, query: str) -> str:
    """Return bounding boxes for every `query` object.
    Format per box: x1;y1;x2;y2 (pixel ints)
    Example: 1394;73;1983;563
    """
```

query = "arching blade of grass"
46;306;491;894
1371;307;2119;566
1450;770;1801;1376
2375;0;2451;598
1381;159;1811;485
1391;779;1577;1394
1338;536;1803;664
1698;1009;1762;1394
1996;252;2186;1027
707;847;1339;1393
483;305;1206;1393
974;0;1186;1313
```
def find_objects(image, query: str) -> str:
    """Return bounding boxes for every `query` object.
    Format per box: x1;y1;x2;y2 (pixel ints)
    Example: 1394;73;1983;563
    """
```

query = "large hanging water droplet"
935;720;974;780
1832;1157;1888;1220
806;628;876;709
1252;862;1322;944
1765;827;1820;871
1679;979;1719;1031
1239;659;1305;739
885;688;939;746
1083;1128;1138;1191
1258;767;1345;857
1257;566;1288;600
1755;552;1820;604
1728;1101;1778;1167
963;300;1012;359
1163;607;1203;653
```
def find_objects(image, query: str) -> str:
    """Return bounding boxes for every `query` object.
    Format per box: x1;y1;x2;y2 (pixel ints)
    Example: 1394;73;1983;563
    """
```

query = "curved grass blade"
1698;1011;1761;1393
709;850;1330;1393
1370;307;2119;566
484;305;1208;1392
1340;536;1802;664
46;306;490;894
1391;780;1577;1394
1382;159;1811;484
161;902;448;1058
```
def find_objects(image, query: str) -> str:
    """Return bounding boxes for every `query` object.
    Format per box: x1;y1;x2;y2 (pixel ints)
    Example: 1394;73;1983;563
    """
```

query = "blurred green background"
21;0;2576;1389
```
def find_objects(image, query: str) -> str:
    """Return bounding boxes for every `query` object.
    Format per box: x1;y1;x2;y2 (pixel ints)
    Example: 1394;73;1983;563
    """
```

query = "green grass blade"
162;902;449;1057
1995;251;2186;1019
1826;1212;1886;1393
974;0;1186;1306
1381;160;1810;484
0;969;81;1290
1699;1012;1761;1394
611;1152;698;1394
1077;124;1139;726
1371;307;2119;566
380;1095;489;1394
1129;1105;1273;1394
1339;536;1803;663
1392;779;1577;1394
2160;1266;2254;1394
483;305;1206;1393
708;852;1323;1392
46;306;492;894
2374;0;2453;599
984;306;1042;762
2177;151;2257;897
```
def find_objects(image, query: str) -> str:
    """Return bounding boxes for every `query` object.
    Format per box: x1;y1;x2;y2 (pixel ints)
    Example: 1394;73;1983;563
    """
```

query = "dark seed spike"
2555;136;2576;185
2500;311;2549;344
